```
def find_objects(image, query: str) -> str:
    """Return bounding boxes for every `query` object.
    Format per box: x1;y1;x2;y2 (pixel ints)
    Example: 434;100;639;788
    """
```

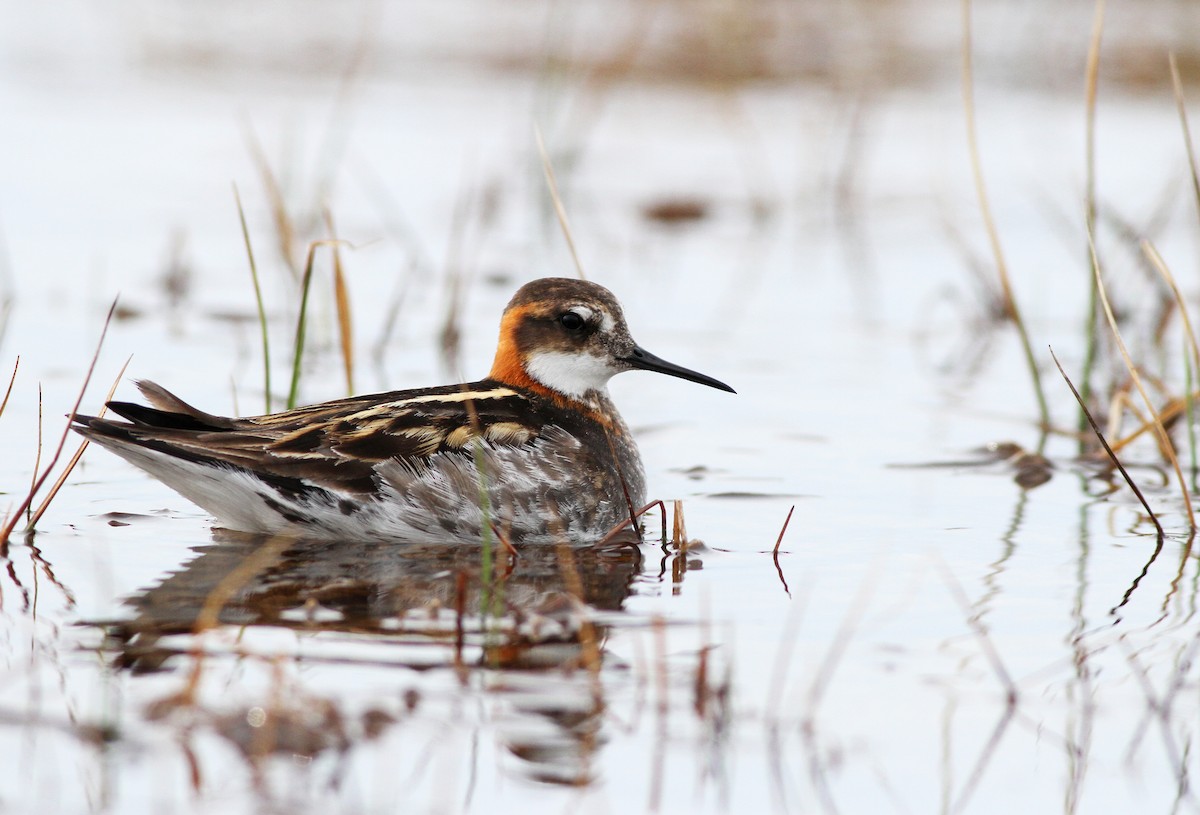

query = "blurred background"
3;2;1200;813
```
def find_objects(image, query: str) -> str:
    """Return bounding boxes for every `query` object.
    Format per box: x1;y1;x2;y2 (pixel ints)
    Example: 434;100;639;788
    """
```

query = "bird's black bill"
622;346;736;393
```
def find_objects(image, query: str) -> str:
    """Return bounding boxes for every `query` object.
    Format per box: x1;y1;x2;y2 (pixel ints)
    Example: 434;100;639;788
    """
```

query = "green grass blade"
234;185;272;414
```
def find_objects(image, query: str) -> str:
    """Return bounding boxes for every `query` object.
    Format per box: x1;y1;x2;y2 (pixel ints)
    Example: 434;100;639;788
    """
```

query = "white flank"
525;351;616;398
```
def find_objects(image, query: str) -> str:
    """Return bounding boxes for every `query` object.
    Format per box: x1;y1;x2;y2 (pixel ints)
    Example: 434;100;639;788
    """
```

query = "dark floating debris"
641;197;709;225
977;441;1054;488
893;440;1055;488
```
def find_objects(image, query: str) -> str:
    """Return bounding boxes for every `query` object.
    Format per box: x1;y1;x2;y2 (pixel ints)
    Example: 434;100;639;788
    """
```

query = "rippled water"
2;2;1200;813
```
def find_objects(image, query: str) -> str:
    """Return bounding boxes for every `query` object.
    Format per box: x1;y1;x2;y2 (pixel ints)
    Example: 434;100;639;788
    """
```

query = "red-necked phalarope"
74;277;734;543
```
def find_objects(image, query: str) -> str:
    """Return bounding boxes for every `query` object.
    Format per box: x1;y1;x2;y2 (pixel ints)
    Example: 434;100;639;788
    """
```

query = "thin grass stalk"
1169;52;1200;238
1088;238;1194;530
773;504;796;598
961;0;1050;434
327;213;355;396
27;356;131;530
234;185;272;414
0;300;117;547
534;124;587;281
242;121;298;276
1077;0;1106;443
1168;53;1200;484
1051;348;1164;537
774;505;795;554
287;240;344;410
437;182;474;374
0;297;11;354
1188;346;1198;488
0;357;18;419
596;500;666;546
1110;390;1200;453
672;499;687;549
1142;240;1200;482
28;386;42;520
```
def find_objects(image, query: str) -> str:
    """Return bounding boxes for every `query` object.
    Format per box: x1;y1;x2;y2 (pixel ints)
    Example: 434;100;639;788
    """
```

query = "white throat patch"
525;351;616;399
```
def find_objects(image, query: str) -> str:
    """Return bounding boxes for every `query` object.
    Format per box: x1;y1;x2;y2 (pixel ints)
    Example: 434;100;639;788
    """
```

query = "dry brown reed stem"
1050;348;1165;538
596;500;666;546
773;505;795;555
0;300;116;548
1141;241;1200;379
324;210;355;396
0;357;17;419
1169;53;1200;498
960;0;1049;432
1088;238;1195;530
1108;387;1177;465
671;500;686;549
1169;52;1200;232
242;121;298;276
488;521;519;562
1078;0;1106;435
29;386;42;519
437;183;474;374
533;124;587;281
1084;0;1104;228
27;356;131;530
1109;391;1200;454
772;505;795;598
1141;239;1200;473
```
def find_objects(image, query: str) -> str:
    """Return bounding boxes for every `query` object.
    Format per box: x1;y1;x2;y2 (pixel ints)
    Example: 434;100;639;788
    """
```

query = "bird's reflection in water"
101;528;648;788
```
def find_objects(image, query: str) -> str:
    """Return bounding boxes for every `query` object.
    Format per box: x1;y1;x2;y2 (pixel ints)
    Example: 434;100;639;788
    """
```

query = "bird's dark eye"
560;311;585;331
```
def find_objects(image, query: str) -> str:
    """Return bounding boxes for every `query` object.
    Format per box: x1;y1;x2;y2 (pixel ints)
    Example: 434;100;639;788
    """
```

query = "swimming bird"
73;277;734;543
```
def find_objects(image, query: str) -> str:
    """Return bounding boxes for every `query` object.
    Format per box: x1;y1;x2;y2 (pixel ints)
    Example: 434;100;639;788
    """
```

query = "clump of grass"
1087;237;1194;529
26;357;131;531
0;300;117;548
1060;47;1200;532
959;1;1200;533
